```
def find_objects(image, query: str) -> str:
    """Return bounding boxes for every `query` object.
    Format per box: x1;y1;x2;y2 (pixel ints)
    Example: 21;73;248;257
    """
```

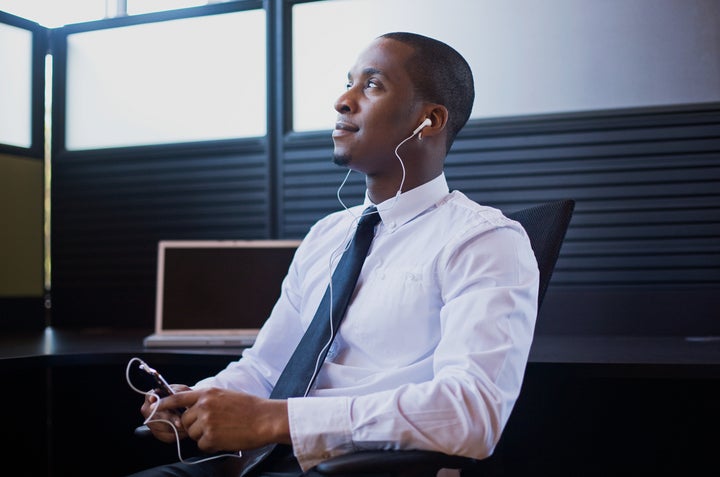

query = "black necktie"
240;205;381;475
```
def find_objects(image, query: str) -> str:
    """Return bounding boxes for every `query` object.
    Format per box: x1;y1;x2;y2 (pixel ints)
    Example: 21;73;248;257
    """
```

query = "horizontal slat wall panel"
280;105;720;335
51;145;270;328
50;104;719;334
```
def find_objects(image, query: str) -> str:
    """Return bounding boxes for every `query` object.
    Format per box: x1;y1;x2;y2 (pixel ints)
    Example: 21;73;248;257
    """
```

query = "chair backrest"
506;199;575;308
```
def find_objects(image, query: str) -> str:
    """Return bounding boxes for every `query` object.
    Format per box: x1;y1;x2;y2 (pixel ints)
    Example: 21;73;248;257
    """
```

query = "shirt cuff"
287;396;354;471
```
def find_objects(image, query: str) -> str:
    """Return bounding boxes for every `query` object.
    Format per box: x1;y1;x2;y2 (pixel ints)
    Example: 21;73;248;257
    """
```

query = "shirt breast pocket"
350;265;439;353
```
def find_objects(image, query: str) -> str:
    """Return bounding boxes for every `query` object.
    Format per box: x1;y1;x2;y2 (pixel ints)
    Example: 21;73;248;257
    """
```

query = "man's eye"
345;79;378;90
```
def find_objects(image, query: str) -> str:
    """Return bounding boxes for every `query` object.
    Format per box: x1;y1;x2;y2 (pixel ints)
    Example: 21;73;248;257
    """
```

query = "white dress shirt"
194;173;539;471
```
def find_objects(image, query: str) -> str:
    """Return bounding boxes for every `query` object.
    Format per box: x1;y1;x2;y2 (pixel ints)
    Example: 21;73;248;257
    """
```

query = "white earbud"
412;117;432;135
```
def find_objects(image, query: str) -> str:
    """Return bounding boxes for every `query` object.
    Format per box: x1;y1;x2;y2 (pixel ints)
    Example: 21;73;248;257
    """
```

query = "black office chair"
135;199;575;477
311;198;576;477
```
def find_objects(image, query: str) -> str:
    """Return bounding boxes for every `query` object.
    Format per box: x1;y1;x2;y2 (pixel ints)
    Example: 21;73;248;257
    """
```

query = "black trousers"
125;451;392;477
124;452;300;477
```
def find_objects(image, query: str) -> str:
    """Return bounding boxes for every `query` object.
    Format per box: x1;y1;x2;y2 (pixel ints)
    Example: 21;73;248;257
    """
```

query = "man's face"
332;38;421;175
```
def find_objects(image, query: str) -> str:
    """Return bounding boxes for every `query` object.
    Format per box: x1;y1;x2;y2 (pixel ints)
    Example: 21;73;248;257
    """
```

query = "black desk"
4;326;720;364
3;327;719;382
1;328;719;476
0;327;242;361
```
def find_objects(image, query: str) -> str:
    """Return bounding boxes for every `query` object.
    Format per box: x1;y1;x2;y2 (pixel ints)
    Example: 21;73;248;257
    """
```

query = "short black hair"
379;32;475;153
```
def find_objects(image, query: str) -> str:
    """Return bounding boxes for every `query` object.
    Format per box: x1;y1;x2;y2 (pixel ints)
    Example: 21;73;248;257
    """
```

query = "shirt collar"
363;173;450;232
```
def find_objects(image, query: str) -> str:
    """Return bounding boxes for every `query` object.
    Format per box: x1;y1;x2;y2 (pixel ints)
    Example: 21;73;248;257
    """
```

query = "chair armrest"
134;424;153;438
134;424;202;457
137;427;480;475
313;450;479;475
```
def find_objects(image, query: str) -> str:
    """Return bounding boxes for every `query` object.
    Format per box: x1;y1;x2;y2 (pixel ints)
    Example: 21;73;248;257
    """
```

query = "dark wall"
50;103;720;336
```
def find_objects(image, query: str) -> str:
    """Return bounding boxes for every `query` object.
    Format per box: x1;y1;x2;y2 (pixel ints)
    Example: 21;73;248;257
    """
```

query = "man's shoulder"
439;191;532;246
444;191;509;225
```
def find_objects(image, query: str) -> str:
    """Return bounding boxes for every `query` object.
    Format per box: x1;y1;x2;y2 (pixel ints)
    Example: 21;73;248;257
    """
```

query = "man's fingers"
156;389;198;411
147;421;180;443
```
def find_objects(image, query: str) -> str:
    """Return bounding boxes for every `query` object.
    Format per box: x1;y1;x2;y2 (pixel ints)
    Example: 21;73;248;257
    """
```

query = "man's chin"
332;153;351;166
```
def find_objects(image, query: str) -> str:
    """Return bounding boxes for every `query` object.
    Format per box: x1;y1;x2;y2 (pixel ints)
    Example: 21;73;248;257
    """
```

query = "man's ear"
418;105;449;139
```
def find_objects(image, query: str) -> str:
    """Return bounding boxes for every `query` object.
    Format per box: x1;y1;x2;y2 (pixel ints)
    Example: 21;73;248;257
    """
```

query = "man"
130;32;538;477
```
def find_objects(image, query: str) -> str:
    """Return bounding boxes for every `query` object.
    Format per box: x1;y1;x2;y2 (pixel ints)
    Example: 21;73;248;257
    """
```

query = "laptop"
143;239;301;348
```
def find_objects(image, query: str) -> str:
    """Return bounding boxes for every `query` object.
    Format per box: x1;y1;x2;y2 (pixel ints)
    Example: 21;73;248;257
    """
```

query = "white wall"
293;0;720;131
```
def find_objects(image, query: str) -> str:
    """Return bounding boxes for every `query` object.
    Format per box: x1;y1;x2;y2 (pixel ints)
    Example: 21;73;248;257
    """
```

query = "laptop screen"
156;240;301;333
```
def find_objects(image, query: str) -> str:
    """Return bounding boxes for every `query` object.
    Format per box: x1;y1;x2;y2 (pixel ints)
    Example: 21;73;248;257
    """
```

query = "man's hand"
154;387;291;453
141;384;192;443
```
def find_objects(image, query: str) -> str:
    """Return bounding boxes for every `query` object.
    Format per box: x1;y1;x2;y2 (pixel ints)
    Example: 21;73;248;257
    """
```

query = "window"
63;8;266;150
0;0;106;27
0;0;232;27
0;21;32;148
127;0;213;15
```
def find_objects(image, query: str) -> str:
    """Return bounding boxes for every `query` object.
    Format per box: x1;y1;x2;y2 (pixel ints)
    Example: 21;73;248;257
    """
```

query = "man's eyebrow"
361;67;383;77
347;67;384;80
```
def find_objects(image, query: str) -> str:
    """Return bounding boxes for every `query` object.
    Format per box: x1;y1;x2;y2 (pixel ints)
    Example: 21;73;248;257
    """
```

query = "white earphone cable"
125;357;243;464
304;126;421;396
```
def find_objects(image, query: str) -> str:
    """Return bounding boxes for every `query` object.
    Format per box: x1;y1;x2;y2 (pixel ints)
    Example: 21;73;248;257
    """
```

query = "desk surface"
0;327;242;358
1;327;719;376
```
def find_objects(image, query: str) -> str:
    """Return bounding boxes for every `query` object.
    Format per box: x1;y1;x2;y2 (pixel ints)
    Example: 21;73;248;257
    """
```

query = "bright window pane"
0;22;32;148
293;0;720;132
0;0;106;27
127;0;208;15
65;9;266;150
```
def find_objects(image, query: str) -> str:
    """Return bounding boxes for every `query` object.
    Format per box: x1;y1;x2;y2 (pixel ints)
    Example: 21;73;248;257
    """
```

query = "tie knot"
358;206;381;230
